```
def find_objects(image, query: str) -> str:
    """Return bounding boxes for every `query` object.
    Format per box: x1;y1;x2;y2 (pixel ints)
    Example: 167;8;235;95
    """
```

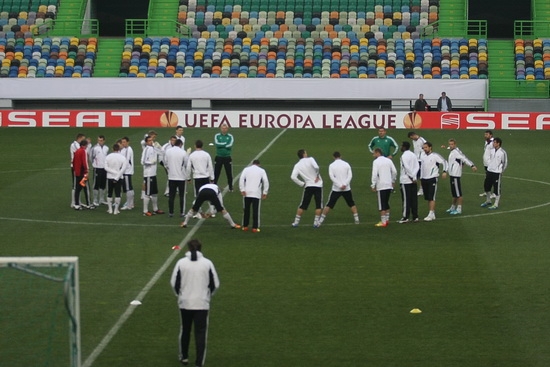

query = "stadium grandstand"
0;0;548;111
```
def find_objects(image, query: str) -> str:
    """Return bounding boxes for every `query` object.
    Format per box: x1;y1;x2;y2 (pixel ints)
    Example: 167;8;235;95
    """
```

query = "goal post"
0;256;81;367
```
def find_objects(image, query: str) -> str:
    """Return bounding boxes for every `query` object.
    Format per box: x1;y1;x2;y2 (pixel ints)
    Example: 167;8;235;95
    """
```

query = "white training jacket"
165;146;189;181
399;150;419;184
412;136;427;161
105;152;128;181
121;146;134;175
448;147;475;177
483;138;494;167
170;251;220;310
89;144;109;169
239;164;269;198
328;158;353;192
371;155;397;190
291;157;323;188
487;147;508;173
141;145;158;177
420;152;448;179
187;149;214;180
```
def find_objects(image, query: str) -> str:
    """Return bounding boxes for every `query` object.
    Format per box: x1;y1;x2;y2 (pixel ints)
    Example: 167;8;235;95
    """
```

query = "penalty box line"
82;128;288;367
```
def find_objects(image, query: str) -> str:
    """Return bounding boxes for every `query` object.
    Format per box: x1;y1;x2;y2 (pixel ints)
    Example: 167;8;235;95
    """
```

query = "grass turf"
0;127;549;367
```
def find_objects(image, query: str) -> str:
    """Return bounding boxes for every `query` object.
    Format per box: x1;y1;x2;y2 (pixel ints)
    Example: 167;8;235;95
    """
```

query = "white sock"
450;205;456;211
183;210;194;225
126;190;134;208
314;215;320;224
318;214;326;224
494;196;500;207
353;213;359;223
223;212;236;226
151;195;158;211
457;205;462;212
93;189;99;204
485;192;491;202
293;215;301;224
114;197;121;211
143;196;150;213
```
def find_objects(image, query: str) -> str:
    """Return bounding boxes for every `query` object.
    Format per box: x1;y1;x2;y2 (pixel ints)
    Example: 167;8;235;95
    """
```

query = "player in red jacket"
73;140;93;210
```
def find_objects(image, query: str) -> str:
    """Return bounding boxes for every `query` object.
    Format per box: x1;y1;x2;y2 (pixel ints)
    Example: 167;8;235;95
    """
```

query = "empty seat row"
178;0;439;13
119;36;485;79
515;39;550;80
0;36;97;77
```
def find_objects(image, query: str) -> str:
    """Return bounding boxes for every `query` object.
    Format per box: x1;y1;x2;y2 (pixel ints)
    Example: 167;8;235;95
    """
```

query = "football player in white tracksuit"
104;143;128;215
481;137;508;210
180;184;240;229
239;159;269;232
318;151;359;226
446;139;477;215
420;141;448;221
371;148;397;227
141;136;164;216
408;131;427;196
170;239;219;367
290;149;323;227
89;135;109;206
398;141;420;223
120;136;135;210
165;139;189;217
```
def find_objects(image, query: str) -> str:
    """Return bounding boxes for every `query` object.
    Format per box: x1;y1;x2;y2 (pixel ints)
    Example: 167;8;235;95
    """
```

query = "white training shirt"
291;157;323;188
328;158;353;192
187;149;214;180
165;146;189;181
141;145;158;177
176;135;185;149
121;146;134;175
371;155;397;190
412;136;427;161
399;150;420;184
448;147;475;177
170;251;219;310
483;138;494;167
70;140;79;167
89;144;109;169
420;151;448;179
487;147;508;174
239;164;269;198
105;152;128;181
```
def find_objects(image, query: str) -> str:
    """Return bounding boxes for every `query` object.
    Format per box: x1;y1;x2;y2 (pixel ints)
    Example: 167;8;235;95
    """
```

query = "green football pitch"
1;127;549;367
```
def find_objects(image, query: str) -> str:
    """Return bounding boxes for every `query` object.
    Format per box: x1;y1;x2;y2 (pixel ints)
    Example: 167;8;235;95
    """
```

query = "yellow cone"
410;308;422;314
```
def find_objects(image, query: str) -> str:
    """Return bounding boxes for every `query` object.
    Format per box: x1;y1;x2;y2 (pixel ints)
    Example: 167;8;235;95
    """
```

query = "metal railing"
490;80;550;99
126;19;190;38
421;20;488;39
44;19;99;37
514;20;550;39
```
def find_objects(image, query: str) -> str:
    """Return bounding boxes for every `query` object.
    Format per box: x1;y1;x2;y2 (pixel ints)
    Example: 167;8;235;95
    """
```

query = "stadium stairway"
488;39;515;80
148;0;181;35
54;0;85;34
533;0;550;21
93;38;124;77
149;0;180;21
437;0;466;37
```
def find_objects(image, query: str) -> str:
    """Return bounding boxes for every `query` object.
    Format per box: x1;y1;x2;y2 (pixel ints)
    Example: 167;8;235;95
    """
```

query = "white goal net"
0;257;81;367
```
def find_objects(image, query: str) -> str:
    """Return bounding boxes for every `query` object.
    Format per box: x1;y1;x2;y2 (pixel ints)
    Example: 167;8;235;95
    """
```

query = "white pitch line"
82;128;288;367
